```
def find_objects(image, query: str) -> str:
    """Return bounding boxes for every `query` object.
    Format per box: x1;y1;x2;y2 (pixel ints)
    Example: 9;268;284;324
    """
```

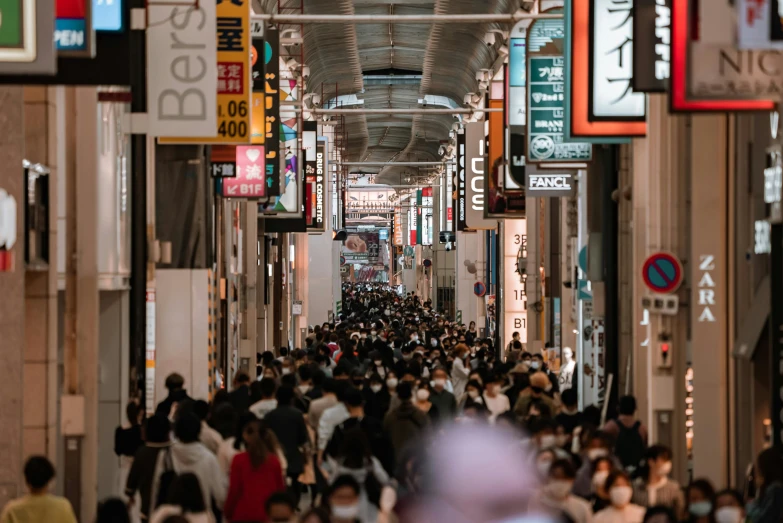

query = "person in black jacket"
154;373;192;418
265;385;310;506
125;414;172;520
115;401;144;459
363;373;391;422
227;371;252;413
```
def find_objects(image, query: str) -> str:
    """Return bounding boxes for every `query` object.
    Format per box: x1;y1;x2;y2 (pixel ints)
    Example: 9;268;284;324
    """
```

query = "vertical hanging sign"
455;131;467;232
312;139;327;232
56;0;94;55
416;189;423;245
503;219;528;350
465;122;496;230
260;25;280;196
633;0;672;92
159;0;253;143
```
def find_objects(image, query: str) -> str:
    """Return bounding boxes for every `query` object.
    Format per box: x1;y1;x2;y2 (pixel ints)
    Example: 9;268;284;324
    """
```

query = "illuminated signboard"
93;0;123;32
56;0;94;55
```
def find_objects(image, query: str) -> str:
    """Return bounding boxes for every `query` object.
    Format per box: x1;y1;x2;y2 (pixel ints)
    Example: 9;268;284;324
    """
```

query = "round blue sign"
473;282;486;297
642;252;683;294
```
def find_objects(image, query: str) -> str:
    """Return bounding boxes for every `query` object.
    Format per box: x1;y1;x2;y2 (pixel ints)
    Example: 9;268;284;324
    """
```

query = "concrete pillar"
307;231;335;326
22;86;60;471
240;201;258;377
0;86;26;507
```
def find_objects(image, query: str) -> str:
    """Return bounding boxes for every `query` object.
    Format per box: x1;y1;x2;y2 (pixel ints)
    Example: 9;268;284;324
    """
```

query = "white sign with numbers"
503;219;528;352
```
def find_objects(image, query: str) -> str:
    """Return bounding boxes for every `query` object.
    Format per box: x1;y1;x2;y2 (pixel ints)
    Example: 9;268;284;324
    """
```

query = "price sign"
160;0;252;144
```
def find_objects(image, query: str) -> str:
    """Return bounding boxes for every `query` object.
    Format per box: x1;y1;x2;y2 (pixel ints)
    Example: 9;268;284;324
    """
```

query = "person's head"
276;385;295;406
396;381;413;402
544;459;576;501
300;508;330;523
326;474;362;521
605;470;633;509
560;388;578;412
645;444;673;480
167;473;206;513
165;373;185;392
584;431;611;461
534;449;557;479
529;372;550;397
23;456;55;493
416;380;432;402
145;414;172;444
618;395;638;416
298;364;313;385
265;492;297;522
686;479;716;519
562;347;574;361
350;370;365;390
342;387;364;415
262;366;278;380
126;400;143;426
454;343;470;360
96;498;130;523
755;447;783;498
234;371;251;388
714;489;744;523
432;368;448;390
386;372;399;391
484;373;503;397
643;506;679;523
173;411;201;443
465;379;483;400
260;377;277;399
333;366;350;381
512;331;520;341
591;457;614;495
193;399;210;422
531;418;557;449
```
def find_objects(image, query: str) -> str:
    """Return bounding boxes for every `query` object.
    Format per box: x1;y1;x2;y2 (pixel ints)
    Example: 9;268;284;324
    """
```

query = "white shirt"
483;393;510;422
249;398;278;419
199;421;223;455
539;495;594;523
317;402;350;450
593;504;646;523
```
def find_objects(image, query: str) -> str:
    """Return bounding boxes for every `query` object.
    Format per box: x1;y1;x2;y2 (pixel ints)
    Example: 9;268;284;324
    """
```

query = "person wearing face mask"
365;350;389;380
535;449;558;481
530;353;559;396
573;432;620;499
505;363;531;409
461;380;485;411
536;459;593;523
265;492;297;523
631;445;684;514
482;373;510;423
746;447;783;523
450;344;471;399
712;489;744;523
684;479;716;523
555;389;584;437
589;457;615;513
429;368;457;421
249;378;279;420
383;383;430;455
593;470;645;523
325;475;363;523
513;372;557;423
363;373;391;422
413;380;440;423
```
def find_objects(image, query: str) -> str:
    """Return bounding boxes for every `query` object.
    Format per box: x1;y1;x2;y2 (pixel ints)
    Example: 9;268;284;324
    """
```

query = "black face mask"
531;386;544;394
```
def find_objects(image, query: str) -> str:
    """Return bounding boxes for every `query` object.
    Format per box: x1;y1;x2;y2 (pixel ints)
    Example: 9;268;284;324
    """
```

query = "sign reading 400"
161;0;252;144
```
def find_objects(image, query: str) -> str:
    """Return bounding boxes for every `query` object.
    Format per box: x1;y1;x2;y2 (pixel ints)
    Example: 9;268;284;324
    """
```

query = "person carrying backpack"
603;395;648;474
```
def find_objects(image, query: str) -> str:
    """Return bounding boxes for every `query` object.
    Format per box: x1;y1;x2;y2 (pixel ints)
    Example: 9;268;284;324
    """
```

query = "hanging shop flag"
567;0;647;139
56;0;94;55
219;145;266;198
394;209;403;246
486;89;524;218
632;0;671;92
416;190;423;245
527;13;592;163
410;192;418;246
525;165;578;198
465;122;496;230
159;0;252;143
443;162;453;232
258;25;280;197
0;0;57;75
93;0;123;32
737;0;783;50
147;1;217;138
455;130;468;232
422;187;433;246
670;0;776;112
312;139;327;232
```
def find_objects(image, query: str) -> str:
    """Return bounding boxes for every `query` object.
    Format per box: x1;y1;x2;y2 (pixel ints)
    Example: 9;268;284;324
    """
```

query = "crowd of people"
2;283;783;523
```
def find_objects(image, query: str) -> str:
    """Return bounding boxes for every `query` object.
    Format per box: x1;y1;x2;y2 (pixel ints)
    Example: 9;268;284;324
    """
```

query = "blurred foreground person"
0;456;77;523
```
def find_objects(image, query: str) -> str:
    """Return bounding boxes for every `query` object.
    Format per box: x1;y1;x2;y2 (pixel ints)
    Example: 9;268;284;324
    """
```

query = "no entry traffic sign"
642;252;683;294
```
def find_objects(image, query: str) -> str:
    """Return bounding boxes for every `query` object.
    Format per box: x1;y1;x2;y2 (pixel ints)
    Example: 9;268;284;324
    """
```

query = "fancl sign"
525;167;577;197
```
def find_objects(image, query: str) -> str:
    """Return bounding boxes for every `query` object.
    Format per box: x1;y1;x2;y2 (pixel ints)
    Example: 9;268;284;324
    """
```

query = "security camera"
464;93;474;106
483;32;496;46
301;65;311;79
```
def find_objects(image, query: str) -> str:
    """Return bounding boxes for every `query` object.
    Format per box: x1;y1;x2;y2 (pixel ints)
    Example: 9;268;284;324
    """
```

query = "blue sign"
509;39;526;87
93;0;123;32
55;19;87;51
379;229;389;241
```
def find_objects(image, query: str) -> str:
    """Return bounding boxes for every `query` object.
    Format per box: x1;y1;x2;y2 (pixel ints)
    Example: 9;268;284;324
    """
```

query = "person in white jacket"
169;413;227;515
450;344;471;400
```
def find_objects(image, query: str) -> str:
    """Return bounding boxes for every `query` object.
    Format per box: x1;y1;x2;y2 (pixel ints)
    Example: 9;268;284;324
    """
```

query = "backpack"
614;420;646;473
155;448;178;507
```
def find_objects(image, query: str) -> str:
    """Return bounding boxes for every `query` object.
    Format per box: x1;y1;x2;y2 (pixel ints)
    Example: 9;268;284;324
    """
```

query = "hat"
510;363;530;374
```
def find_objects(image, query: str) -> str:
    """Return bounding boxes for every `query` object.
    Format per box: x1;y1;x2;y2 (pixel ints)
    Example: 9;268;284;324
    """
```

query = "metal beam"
251;13;562;23
342;161;447;166
312;107;500;115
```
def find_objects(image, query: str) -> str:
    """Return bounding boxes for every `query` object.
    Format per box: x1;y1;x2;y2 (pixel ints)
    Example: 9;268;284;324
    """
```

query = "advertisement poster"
342;232;380;264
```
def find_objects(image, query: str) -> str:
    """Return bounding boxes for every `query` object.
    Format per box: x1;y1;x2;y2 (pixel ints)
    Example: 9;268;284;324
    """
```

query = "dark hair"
298;364;313;382
756;447;783;500
300;507;330;523
265;491;296;515
234;371;251;385
259;377;277;399
165;373;185;391
512;340;523;350
174;412;202;443
322;378;339;395
686;478;716;504
333;366;349;379
327;474;362;500
618;395;637;415
396;382;413;401
605;469;631;492
23;456;55;489
193;400;210;421
561;388;578;408
715;488;744;507
145;414;171;444
342;387;364;408
645;444;672;463
643;506;678;523
276;385;295;405
167;473;206;513
262;351;275;365
339;428;373;469
234;412;258;450
96;498;131;523
161;517;189;523
549;458;577;480
126;401;142;426
532;353;544;361
583;405;602;426
211;402;238;439
311;368;326;387
281;373;297;389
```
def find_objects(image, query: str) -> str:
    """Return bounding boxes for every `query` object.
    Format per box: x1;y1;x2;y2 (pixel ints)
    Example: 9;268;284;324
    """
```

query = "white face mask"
539;435;557;449
592;470;610;491
370;384;383;394
714;507;743;523
371;331;377;337
386;378;398;389
544;480;573;500
609;486;633;507
433;378;446;388
468;390;480;399
536;459;553;477
416;389;430;401
374;360;383;367
281;368;291;375
297;384;311;394
331;503;360;520
545;383;553;392
530;361;541;370
411;335;419;342
586;448;608;461
431;338;438;347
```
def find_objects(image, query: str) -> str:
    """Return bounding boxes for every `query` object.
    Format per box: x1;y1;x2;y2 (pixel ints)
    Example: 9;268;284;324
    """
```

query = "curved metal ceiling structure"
256;0;514;186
